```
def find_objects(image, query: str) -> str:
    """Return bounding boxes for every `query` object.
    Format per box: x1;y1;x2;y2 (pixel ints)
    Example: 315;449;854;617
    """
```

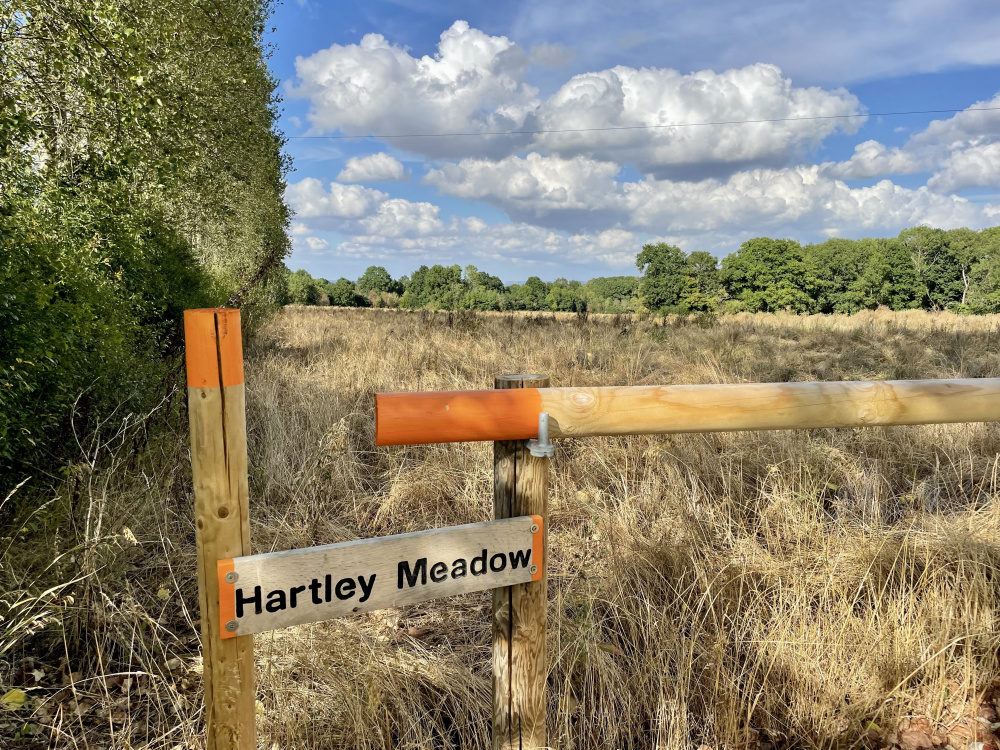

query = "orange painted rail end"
375;389;542;445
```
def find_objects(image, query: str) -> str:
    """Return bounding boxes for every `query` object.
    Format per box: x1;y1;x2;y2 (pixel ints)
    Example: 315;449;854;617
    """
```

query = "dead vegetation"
3;307;1000;749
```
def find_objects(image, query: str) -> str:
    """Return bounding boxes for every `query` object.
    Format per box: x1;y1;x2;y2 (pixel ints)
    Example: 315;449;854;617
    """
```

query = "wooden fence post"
184;308;255;750
493;374;550;750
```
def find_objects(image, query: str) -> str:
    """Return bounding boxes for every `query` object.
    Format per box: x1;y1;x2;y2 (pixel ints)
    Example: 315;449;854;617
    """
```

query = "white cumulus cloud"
289;21;539;158
532;63;863;178
336;152;408;183
285;177;387;218
290;22;863;176
425;152;999;235
822;94;1000;191
928;142;1000;193
359;199;444;238
822;140;925;179
424;153;623;227
303;236;329;250
336;219;639;268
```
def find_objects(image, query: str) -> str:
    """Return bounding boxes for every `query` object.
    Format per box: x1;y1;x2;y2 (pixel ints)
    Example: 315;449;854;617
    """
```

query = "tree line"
286;265;639;314
288;225;1000;316
1;0;289;474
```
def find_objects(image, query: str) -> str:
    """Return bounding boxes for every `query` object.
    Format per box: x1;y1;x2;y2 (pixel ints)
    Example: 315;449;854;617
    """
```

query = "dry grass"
4;306;1000;749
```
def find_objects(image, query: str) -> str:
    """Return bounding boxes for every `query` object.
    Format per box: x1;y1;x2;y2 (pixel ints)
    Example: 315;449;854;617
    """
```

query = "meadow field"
4;306;1000;749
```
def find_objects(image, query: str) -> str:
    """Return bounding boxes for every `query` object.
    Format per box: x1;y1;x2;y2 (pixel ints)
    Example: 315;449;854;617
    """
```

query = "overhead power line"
286;106;1000;140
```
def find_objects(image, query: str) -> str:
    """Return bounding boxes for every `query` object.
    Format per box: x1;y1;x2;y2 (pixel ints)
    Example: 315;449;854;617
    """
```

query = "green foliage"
401;265;465;309
326;278;366;307
461;287;506;311
509;277;550;311
721;238;814;313
584;277;639;313
287;223;1000;321
635;242;700;313
899;227;971;310
845;239;924;312
463;265;506;294
288;269;320;305
683;251;721;312
546;280;586;312
966;229;1000;313
357;266;403;300
1;0;290;472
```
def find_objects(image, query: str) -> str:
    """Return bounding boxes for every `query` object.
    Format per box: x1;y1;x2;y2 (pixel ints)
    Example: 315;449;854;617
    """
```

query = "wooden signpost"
217;516;543;638
185;309;552;750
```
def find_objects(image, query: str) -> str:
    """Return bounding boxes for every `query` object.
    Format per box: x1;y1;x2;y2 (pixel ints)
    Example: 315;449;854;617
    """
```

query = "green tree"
326;278;364;307
357;266;402;298
900;227;967;309
845;239;924;311
962;228;1000;313
720;238;814;313
804;238;872;313
583;276;639;313
546;279;586;312
287;270;320;305
463;265;506;294
682;251;721;311
510;276;550;310
460;288;505;310
400;265;464;309
0;0;290;471
636;243;692;313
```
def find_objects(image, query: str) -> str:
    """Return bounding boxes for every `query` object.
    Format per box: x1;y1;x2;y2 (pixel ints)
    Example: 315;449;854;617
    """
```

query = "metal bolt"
530;523;539;534
225;571;239;584
225;620;238;632
529;565;538;575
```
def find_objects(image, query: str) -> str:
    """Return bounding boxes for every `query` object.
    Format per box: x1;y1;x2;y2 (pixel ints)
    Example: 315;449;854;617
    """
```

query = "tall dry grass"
3;306;1000;749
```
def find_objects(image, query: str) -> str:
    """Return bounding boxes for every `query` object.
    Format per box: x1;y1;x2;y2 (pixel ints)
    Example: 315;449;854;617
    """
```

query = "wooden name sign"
216;516;544;638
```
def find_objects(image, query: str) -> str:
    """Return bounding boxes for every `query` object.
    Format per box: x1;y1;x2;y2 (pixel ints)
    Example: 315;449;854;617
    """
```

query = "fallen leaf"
1;689;27;711
899;729;934;750
157;587;170;601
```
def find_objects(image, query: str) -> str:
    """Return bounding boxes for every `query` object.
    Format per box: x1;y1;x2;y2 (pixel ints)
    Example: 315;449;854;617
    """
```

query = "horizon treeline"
288;225;1000;316
1;0;290;474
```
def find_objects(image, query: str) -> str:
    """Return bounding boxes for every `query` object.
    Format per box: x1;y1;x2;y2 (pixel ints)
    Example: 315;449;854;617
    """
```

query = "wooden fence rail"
376;378;1000;445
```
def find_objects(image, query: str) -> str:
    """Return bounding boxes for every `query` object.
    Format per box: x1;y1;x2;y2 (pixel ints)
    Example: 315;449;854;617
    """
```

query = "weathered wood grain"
493;374;549;750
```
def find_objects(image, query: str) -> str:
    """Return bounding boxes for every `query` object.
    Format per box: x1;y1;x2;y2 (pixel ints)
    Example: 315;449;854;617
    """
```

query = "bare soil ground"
3;307;1000;750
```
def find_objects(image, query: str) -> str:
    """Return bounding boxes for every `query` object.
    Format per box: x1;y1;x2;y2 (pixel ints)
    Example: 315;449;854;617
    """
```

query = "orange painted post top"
375;389;542;446
184;308;244;388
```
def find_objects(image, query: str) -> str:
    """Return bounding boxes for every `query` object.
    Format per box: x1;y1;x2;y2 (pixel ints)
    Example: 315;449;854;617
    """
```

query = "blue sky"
269;0;1000;284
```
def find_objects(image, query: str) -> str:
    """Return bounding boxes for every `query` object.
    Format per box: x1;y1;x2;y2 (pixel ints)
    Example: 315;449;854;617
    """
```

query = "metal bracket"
528;412;555;458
